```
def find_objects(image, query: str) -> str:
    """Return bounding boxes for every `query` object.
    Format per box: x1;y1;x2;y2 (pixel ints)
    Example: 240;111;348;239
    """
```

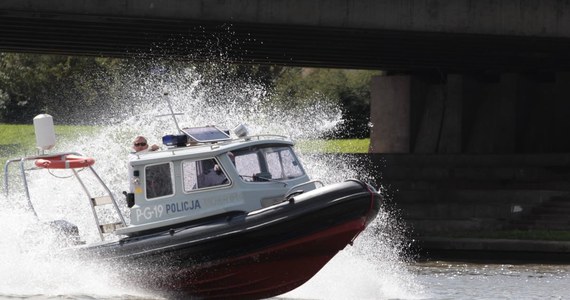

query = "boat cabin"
119;126;318;236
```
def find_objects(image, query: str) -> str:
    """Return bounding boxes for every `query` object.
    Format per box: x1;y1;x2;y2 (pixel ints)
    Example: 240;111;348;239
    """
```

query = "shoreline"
411;237;570;264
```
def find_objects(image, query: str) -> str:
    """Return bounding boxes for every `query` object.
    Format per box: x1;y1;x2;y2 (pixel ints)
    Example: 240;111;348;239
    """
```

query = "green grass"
1;124;369;161
296;138;370;153
1;124;99;187
0;124;36;155
0;123;98;159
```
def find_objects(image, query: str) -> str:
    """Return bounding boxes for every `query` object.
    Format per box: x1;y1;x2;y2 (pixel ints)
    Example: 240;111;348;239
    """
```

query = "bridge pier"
368;75;411;153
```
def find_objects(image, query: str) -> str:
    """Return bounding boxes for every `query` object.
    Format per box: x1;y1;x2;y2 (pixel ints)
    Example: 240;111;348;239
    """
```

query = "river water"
1;63;568;299
1;222;568;300
283;259;570;300
407;261;569;300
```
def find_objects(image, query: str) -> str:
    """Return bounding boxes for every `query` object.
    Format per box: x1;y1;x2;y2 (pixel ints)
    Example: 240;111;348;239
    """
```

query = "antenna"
156;92;184;134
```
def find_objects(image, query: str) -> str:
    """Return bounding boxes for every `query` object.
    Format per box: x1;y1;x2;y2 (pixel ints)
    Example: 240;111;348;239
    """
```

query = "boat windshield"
232;145;305;182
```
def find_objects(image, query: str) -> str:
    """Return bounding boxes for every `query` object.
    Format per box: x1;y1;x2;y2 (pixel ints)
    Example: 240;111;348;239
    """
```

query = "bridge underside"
2;10;570;72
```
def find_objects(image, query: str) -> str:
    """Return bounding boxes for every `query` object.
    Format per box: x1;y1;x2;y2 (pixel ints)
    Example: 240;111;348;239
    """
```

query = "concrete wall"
371;153;570;236
4;0;570;38
369;76;411;153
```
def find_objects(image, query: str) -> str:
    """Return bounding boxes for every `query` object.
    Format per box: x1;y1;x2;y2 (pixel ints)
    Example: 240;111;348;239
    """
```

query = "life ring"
35;154;95;169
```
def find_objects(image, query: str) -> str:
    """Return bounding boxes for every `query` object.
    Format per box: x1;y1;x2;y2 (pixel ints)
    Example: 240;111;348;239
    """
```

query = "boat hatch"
162;126;231;147
182;126;231;143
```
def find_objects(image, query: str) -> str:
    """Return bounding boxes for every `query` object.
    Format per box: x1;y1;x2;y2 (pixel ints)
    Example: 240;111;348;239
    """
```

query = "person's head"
133;136;149;152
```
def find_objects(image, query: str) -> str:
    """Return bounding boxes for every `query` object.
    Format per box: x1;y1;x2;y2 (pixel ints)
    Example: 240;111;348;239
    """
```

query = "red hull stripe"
169;218;368;299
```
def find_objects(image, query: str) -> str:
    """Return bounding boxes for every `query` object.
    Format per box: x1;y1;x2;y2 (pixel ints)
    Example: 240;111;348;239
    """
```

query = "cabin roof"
129;135;294;166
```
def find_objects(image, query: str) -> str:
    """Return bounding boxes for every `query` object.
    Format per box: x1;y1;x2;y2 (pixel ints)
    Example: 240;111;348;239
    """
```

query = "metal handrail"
4;153;81;217
4;152;126;241
285;179;324;198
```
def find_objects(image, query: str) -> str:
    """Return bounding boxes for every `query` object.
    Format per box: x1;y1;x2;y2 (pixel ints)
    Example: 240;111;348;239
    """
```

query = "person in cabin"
204;152;235;187
197;158;227;188
201;165;228;187
131;136;160;153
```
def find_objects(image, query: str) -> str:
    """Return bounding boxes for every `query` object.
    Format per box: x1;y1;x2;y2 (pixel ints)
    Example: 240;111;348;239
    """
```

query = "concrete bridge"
2;0;570;71
2;0;570;248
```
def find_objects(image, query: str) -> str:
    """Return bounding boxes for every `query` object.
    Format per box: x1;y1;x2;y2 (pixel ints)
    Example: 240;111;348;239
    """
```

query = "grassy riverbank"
0;124;97;159
295;138;369;153
0;123;370;160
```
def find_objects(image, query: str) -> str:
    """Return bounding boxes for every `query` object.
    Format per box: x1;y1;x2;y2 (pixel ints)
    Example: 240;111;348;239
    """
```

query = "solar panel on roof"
181;126;231;143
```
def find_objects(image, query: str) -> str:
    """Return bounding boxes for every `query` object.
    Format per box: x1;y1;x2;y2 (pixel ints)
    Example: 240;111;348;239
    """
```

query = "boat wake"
0;203;158;299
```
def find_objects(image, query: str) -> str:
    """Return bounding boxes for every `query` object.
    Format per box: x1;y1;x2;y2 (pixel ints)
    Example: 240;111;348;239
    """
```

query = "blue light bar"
162;134;188;147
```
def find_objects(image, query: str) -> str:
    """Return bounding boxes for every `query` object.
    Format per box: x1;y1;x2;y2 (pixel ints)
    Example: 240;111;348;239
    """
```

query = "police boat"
4;114;382;299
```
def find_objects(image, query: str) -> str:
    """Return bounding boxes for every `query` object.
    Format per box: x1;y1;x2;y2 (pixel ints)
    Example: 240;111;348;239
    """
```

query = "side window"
234;152;261;182
280;148;304;178
266;148;304;180
145;163;174;199
182;160;198;192
182;158;229;192
266;151;283;179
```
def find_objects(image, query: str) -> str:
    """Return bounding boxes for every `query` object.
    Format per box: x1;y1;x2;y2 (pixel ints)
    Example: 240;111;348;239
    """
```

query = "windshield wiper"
239;174;288;187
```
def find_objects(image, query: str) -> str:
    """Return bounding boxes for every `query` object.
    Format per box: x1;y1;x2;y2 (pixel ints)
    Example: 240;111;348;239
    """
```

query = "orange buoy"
35;154;95;169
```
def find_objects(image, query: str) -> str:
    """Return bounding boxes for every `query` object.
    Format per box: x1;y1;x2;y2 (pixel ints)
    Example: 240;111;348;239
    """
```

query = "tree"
0;53;125;124
0;53;380;138
271;67;380;138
